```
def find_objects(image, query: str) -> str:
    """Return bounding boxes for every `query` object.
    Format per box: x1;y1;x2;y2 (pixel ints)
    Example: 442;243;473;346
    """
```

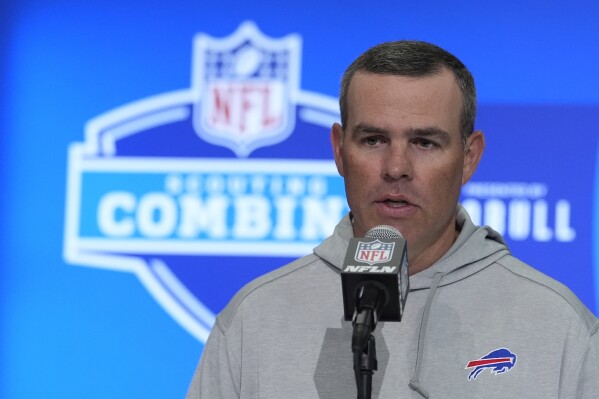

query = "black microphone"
341;225;409;353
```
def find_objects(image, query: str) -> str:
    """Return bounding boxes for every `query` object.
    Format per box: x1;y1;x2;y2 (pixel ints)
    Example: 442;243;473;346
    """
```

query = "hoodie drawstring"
408;272;445;398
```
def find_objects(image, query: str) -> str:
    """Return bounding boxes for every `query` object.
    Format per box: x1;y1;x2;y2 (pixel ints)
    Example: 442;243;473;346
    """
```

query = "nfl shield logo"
192;22;301;157
355;240;395;265
64;21;345;343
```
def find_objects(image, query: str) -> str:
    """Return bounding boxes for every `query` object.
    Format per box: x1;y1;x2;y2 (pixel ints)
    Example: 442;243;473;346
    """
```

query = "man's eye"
363;136;382;146
416;138;436;148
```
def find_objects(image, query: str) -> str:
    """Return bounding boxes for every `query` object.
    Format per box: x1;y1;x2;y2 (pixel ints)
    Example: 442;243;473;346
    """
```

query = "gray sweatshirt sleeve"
577;327;599;398
186;322;241;399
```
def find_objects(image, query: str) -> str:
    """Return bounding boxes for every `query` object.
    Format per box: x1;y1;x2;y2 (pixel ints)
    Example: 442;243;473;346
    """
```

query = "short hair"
339;40;476;141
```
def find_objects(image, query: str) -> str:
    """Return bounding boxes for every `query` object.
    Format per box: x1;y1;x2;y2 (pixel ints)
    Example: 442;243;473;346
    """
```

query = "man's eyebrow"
350;123;389;135
349;124;453;142
407;127;452;143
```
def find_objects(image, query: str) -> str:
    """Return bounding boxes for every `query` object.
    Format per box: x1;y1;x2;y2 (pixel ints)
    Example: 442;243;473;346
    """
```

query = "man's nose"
381;143;413;181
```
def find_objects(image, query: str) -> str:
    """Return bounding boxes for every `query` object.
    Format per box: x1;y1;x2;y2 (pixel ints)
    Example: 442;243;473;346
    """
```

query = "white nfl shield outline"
63;21;343;343
192;22;301;157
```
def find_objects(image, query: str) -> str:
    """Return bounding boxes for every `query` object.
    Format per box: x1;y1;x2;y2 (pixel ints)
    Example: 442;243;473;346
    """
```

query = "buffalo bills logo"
465;348;517;380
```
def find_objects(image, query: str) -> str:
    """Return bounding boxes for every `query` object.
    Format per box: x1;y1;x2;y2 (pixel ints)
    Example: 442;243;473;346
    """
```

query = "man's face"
331;70;484;272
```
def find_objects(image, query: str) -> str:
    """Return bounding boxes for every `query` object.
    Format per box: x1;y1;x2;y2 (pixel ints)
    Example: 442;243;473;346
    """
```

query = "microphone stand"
351;285;383;399
354;334;377;399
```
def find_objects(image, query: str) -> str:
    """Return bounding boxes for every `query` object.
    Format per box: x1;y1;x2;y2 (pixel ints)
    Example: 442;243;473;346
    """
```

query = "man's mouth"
382;199;410;207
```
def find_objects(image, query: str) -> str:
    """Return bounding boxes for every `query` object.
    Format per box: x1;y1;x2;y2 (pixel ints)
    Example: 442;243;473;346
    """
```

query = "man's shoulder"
215;253;326;331
495;254;599;334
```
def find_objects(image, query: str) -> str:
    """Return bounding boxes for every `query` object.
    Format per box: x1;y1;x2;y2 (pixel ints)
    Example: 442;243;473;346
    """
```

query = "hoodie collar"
314;205;510;289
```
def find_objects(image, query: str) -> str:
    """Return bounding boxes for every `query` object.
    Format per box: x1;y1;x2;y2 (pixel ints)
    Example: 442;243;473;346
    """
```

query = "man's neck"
407;223;459;276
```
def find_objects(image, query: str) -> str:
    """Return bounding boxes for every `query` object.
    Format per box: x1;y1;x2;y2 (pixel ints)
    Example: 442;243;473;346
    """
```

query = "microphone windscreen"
365;225;403;240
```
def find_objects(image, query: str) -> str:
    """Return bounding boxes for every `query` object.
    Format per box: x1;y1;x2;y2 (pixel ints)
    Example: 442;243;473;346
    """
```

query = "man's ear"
331;122;345;177
462;130;485;185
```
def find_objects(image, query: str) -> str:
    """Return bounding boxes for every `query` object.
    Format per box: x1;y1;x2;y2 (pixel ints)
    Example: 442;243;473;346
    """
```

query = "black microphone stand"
354;334;377;399
351;285;384;399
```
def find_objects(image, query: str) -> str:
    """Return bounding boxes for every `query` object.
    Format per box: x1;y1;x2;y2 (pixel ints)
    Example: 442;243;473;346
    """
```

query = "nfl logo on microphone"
355;240;395;265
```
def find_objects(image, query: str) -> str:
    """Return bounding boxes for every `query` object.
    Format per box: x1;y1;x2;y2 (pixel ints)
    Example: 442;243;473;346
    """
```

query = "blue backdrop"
2;1;599;398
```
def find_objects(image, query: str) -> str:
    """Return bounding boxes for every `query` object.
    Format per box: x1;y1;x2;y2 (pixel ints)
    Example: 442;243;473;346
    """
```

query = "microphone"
341;225;409;352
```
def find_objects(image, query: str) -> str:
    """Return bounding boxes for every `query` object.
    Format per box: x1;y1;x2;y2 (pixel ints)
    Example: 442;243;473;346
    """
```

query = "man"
186;41;598;398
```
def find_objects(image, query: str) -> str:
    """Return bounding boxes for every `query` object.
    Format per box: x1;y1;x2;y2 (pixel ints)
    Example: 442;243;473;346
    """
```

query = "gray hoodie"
186;206;599;398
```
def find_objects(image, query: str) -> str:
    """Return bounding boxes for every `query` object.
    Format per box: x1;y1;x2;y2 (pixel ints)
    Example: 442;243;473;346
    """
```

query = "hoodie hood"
314;204;510;288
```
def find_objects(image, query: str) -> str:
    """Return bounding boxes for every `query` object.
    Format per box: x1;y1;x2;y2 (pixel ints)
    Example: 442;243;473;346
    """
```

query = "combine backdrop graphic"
64;23;598;343
64;22;347;342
